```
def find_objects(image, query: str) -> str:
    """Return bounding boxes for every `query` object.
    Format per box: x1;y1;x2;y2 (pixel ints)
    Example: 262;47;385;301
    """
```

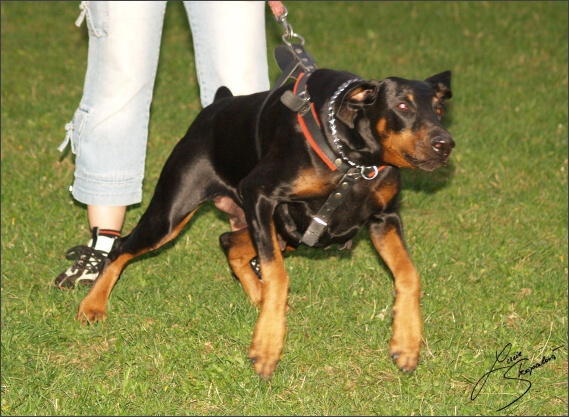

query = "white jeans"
59;1;270;206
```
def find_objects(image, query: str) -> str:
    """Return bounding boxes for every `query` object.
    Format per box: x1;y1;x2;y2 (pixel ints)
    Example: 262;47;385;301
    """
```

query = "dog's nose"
431;135;455;156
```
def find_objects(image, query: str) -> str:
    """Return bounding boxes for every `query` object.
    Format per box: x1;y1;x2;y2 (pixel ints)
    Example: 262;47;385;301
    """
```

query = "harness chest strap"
300;170;358;246
300;163;388;246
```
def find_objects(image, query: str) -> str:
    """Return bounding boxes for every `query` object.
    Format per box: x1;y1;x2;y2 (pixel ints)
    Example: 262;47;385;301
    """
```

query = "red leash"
267;1;305;45
268;1;286;20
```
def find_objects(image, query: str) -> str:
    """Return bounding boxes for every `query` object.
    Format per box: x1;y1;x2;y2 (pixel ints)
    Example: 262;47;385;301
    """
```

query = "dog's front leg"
367;216;422;372
242;193;289;377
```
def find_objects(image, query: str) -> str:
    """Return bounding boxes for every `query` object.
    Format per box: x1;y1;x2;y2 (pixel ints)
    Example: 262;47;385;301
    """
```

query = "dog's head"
314;70;454;171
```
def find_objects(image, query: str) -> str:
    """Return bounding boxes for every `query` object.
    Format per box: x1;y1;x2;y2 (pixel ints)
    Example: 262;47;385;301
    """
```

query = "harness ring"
361;165;379;180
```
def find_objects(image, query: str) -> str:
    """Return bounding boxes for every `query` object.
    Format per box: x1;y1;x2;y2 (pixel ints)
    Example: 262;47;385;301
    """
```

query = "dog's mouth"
405;147;453;171
406;156;448;171
405;134;455;171
404;155;443;171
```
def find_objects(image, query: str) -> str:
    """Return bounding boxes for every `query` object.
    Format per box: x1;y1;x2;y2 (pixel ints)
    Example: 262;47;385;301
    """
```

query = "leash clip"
275;4;306;46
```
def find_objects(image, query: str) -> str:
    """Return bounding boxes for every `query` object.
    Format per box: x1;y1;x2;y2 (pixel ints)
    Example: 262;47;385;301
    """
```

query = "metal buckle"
296;90;311;115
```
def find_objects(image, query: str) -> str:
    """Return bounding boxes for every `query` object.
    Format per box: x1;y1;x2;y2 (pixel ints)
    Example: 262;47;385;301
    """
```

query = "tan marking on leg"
157;208;199;248
248;222;289;378
225;229;262;305
370;227;422;371
76;253;132;324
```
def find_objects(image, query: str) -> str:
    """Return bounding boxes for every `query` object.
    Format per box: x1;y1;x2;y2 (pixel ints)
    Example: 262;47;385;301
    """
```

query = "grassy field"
1;1;567;415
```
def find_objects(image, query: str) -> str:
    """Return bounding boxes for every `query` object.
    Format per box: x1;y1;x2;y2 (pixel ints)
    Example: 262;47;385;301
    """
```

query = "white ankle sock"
87;235;117;254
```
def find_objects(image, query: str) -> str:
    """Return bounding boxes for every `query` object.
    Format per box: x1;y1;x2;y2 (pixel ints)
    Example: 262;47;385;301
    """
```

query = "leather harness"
255;44;387;247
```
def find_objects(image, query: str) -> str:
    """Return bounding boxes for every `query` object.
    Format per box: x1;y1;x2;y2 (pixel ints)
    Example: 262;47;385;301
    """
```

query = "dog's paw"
389;338;420;372
248;336;284;378
248;349;280;379
248;303;287;377
76;304;107;325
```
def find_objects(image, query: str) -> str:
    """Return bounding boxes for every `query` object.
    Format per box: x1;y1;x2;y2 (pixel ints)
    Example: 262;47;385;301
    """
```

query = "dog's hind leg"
76;203;201;324
219;228;262;305
76;131;229;324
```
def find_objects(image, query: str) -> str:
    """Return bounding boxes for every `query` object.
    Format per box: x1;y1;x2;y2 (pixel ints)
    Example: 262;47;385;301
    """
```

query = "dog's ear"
425;71;452;101
336;82;379;128
213;86;233;102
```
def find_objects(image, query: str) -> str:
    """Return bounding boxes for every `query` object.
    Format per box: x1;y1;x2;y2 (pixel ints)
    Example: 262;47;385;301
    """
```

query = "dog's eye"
435;107;444;116
397;103;408;110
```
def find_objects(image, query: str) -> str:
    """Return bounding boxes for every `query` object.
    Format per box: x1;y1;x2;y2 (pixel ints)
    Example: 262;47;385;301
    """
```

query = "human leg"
56;1;168;288
63;1;168;207
183;1;270;107
87;205;127;232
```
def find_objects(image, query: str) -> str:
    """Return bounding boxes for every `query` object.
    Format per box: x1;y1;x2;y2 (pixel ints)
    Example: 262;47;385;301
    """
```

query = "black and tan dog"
76;68;454;378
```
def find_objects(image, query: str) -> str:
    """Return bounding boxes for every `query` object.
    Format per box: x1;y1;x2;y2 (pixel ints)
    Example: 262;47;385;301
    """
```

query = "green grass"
1;1;567;415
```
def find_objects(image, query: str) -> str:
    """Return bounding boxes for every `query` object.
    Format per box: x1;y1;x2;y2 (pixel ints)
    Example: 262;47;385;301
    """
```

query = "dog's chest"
277;170;398;247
